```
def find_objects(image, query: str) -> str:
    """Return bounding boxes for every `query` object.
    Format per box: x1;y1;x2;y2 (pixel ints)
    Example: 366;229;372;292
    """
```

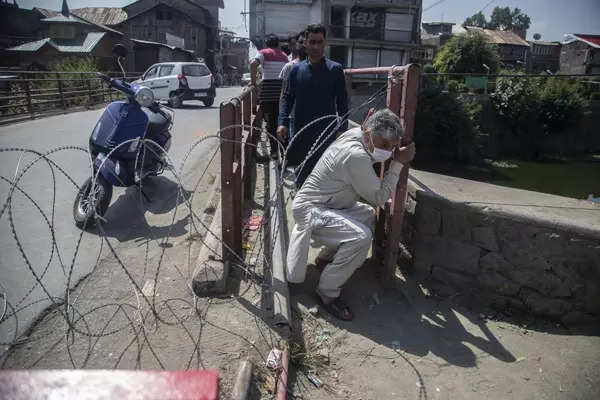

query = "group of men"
250;24;415;321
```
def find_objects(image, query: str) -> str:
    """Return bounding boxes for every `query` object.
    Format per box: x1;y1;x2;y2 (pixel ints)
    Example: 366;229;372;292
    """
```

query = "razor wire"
0;77;391;372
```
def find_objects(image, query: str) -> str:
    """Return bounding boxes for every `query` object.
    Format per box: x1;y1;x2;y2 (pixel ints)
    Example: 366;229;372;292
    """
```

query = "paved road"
0;87;243;348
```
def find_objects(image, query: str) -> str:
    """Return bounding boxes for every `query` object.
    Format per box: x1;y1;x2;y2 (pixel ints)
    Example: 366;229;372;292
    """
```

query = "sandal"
318;296;354;321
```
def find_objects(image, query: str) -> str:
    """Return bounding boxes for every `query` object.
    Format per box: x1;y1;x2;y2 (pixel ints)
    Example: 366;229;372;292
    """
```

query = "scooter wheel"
73;175;113;229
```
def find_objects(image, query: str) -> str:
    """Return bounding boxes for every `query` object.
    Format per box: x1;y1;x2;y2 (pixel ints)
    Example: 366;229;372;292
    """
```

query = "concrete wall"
405;171;600;325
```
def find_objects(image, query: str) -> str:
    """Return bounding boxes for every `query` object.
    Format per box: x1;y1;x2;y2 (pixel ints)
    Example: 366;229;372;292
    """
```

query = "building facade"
466;27;530;69
560;34;600;75
3;1;124;70
249;0;422;71
528;41;561;74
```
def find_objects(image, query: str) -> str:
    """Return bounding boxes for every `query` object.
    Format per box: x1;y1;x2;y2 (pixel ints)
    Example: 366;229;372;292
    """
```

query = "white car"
134;62;216;108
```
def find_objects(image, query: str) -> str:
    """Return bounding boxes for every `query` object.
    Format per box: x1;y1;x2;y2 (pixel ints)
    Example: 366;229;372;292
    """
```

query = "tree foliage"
463;11;487;28
463;6;531;32
414;87;479;163
433;32;500;74
490;72;587;158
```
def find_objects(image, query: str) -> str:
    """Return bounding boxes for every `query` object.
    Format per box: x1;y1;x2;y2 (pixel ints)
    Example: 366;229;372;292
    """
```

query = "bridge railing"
220;64;420;285
219;84;260;262
0;70;143;123
344;64;420;285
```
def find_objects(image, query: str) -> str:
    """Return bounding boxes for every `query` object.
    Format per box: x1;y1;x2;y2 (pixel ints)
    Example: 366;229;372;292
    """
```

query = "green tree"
488;6;531;32
433;32;500;74
463;11;487;28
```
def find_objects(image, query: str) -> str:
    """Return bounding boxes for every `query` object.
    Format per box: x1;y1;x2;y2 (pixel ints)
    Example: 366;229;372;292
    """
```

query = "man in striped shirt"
250;34;289;158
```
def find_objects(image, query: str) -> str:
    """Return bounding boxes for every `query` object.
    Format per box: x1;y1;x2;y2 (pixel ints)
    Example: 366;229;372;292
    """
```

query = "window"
352;48;377;77
182;64;211;76
159;65;174;77
385;13;413;42
144;66;158;80
331;7;346;38
380;50;404;67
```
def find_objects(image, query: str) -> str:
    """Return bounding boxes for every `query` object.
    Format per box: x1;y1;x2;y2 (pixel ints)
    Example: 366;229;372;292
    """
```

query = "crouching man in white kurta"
286;108;416;320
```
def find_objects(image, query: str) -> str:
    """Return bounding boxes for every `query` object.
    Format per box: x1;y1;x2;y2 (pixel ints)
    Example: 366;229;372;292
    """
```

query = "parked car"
241;73;251;86
134;62;216;108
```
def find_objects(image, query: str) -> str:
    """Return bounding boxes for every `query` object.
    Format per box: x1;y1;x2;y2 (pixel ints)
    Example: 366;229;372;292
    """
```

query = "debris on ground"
243;215;263;231
266;348;283;371
306;371;323;388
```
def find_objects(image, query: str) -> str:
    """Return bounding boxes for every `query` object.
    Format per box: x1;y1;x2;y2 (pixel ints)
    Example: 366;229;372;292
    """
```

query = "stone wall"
406;185;600;325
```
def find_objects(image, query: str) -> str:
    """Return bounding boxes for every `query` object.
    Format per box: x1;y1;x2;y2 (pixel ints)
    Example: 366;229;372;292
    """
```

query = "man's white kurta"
287;127;404;298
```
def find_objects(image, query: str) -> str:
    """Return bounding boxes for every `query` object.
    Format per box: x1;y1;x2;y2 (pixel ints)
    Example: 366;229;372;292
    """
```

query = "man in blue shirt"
277;24;349;188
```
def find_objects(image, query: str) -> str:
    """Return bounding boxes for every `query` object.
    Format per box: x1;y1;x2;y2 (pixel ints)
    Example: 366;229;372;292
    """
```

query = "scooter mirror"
112;44;128;58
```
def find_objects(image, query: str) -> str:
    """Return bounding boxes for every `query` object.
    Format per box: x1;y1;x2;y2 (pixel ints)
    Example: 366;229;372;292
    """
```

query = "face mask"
367;133;393;162
372;147;393;162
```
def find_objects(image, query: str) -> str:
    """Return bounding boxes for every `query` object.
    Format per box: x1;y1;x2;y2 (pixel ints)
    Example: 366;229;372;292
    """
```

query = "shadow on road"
95;176;192;243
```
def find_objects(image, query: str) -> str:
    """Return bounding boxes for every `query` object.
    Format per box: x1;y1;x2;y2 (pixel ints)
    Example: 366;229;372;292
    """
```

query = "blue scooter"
73;44;174;228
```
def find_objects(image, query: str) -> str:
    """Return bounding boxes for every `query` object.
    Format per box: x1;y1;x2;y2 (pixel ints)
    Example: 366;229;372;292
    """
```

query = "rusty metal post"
23;80;32;117
242;94;253;200
345;74;353;102
87;78;93;107
56;73;66;109
381;64;420;285
221;102;242;262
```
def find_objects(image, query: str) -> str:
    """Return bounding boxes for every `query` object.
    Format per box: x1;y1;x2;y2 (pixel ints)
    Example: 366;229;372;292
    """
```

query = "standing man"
277;24;348;188
251;34;289;158
287;34;298;61
279;31;307;140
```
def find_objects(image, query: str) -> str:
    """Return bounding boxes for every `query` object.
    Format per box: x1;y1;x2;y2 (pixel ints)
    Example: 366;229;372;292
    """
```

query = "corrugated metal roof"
34;7;123;36
466;27;530;47
57;32;107;52
573;34;600;49
7;38;54;52
42;14;90;24
7;32;107;53
529;41;561;46
72;7;128;26
34;8;60;18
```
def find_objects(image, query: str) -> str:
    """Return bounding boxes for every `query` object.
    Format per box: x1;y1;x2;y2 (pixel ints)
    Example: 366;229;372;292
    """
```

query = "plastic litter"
243;215;263;231
266;348;283;371
306;372;323;388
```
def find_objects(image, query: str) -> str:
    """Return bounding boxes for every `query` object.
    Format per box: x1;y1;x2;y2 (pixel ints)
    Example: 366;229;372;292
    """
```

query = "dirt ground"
286;253;600;400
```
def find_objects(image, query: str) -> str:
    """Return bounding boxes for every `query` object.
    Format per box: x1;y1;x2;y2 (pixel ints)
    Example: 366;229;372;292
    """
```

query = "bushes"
489;72;587;158
414;86;480;163
414;72;590;163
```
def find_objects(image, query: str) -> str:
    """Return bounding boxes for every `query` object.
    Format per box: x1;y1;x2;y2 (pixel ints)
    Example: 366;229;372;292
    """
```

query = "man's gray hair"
363;109;404;142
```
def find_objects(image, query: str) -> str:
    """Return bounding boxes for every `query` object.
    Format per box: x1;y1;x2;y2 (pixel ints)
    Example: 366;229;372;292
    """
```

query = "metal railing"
219;64;421;285
0;70;143;122
345;64;420;284
219;85;259;262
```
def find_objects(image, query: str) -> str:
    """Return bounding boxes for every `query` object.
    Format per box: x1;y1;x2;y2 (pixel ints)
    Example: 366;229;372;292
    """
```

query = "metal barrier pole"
242;94;253;201
382;64;420;284
23;80;32;117
220;101;242;262
56;73;66;109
